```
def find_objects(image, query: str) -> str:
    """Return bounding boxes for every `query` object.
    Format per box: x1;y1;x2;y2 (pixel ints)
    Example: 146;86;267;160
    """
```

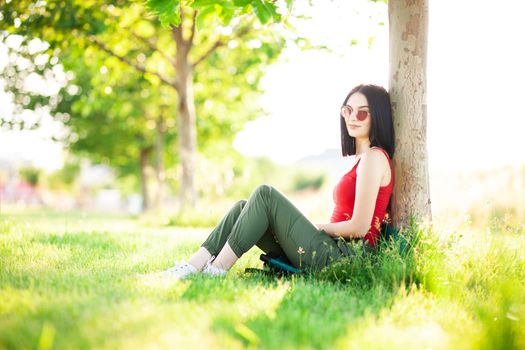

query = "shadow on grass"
207;274;397;349
178;268;388;349
204;224;423;349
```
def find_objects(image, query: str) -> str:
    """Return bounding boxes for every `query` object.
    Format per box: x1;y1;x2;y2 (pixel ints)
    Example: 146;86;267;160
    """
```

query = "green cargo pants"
202;184;371;271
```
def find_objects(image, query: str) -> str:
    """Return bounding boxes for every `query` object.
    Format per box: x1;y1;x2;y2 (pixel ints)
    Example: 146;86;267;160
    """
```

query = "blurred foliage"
45;158;81;191
194;153;328;201
168;201;228;228
55;42;175;180
18;166;41;186
292;171;326;192
169;154;328;227
0;0;297;203
146;0;294;27
431;165;525;234
0;32;64;129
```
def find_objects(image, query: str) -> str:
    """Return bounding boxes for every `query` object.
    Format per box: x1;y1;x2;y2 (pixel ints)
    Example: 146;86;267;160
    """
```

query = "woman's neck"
355;138;371;157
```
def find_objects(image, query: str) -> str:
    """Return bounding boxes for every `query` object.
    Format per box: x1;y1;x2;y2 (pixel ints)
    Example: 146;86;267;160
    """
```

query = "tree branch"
192;26;251;68
89;36;176;87
172;5;197;61
192;39;223;68
172;3;185;45
130;30;176;67
188;10;197;47
171;24;184;47
172;23;191;69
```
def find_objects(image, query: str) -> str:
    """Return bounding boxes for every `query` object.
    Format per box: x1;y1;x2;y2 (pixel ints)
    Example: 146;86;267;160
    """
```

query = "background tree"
56;45;175;211
145;0;432;227
0;0;290;210
0;29;175;211
143;0;290;207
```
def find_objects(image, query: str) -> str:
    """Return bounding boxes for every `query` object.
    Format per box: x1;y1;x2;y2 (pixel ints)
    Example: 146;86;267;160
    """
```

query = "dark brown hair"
340;84;395;159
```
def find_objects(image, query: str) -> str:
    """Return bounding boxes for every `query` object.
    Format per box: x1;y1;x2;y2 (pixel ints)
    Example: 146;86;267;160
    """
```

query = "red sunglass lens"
341;106;352;117
356;110;368;121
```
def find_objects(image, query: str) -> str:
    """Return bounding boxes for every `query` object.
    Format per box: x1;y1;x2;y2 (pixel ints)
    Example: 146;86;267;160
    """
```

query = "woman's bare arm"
317;149;387;238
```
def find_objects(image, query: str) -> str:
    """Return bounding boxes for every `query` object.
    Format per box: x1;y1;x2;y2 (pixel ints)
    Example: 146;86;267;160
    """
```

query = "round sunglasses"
340;105;370;121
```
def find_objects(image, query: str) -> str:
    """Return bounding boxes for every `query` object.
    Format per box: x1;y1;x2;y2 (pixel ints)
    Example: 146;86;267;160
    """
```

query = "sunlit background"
1;0;524;221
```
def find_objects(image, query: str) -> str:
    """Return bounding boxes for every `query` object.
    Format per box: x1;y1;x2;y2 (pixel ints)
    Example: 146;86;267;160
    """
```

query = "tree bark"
139;147;152;212
389;0;431;229
173;24;197;209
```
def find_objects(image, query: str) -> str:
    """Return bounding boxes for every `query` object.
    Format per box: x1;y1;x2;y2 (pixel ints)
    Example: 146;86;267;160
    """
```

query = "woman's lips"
348;125;360;129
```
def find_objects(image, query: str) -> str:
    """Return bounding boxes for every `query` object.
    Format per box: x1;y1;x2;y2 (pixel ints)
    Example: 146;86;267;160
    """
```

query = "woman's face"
342;92;371;140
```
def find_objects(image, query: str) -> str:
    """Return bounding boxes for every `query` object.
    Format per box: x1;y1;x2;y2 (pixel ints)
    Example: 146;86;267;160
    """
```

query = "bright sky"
1;0;525;172
235;0;525;172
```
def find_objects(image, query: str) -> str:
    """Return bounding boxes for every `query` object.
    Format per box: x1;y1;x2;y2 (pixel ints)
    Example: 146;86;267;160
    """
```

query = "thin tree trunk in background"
175;66;197;209
173;24;197;209
155;115;165;210
139;147;152;212
389;0;432;228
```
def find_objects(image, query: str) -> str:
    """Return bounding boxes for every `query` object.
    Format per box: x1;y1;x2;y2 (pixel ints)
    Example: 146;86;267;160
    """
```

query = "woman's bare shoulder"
363;147;389;164
357;148;390;180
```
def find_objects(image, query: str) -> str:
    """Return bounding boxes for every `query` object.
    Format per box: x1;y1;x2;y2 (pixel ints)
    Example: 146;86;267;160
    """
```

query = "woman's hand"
315;221;368;239
315;224;339;238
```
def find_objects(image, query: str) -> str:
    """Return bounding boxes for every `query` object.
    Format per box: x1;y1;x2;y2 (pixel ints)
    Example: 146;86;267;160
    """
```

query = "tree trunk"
139;147;152;212
155;115;165;210
173;25;197;209
389;0;431;229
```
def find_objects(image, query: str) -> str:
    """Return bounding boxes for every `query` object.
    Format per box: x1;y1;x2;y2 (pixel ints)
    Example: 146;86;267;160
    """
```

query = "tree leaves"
145;0;283;27
146;0;181;26
252;0;281;24
233;0;252;6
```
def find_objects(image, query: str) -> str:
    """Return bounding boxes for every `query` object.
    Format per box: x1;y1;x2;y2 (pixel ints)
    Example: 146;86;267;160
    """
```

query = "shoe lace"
166;261;188;273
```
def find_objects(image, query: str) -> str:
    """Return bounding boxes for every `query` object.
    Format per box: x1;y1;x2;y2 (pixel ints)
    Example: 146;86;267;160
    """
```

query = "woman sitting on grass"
163;83;395;278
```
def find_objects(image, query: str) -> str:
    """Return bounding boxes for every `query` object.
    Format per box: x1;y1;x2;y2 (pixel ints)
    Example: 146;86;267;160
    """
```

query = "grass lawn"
1;208;524;349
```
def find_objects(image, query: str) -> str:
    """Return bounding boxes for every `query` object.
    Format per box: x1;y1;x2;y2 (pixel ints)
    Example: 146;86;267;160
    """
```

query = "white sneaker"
202;262;227;277
161;261;198;279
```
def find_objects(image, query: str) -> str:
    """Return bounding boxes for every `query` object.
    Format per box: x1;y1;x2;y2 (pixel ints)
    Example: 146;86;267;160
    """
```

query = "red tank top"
330;147;394;248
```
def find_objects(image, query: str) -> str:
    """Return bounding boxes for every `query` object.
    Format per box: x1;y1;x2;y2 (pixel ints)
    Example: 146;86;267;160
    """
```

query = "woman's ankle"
211;242;239;271
188;247;212;271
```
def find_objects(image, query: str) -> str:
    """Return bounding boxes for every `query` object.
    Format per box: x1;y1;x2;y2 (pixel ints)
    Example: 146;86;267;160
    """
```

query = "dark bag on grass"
379;222;411;256
244;252;303;276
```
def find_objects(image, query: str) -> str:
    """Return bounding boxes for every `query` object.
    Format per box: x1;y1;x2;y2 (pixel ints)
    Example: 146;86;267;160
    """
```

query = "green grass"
1;210;524;349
